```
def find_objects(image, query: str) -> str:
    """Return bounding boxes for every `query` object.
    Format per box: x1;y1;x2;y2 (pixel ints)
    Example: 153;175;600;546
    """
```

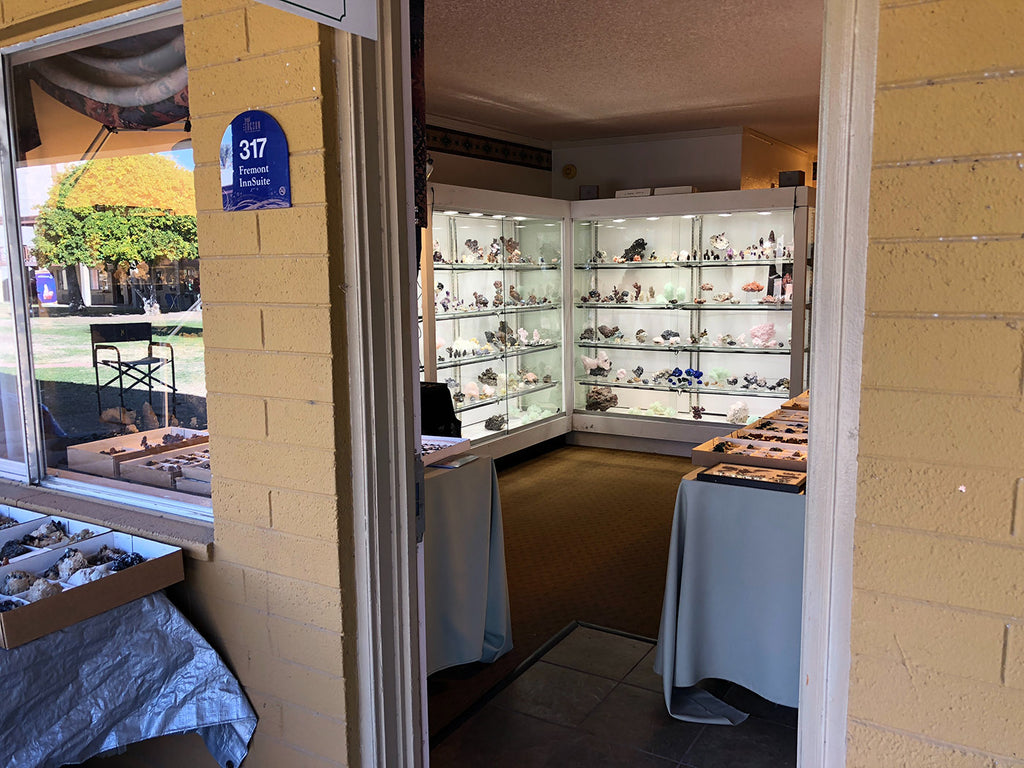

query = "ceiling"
425;0;824;155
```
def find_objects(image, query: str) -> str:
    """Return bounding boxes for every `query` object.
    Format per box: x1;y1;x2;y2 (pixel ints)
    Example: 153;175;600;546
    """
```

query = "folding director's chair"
91;322;176;419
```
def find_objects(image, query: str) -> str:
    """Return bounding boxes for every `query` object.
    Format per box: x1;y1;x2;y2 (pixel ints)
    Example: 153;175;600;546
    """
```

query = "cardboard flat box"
691;435;807;472
174;477;212;496
614;188;653;198
119;445;212;489
782;390;809;410
0;506;45;531
66;428;209;478
422;435;471;467
0;531;183;649
0;516;110;564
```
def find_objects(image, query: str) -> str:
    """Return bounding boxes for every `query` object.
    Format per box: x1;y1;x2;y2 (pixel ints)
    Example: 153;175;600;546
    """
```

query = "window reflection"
10;25;209;498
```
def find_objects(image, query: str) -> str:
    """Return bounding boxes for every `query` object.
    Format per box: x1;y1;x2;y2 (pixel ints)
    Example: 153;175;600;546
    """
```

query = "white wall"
740;130;814;190
550;128;745;200
428;152;551;197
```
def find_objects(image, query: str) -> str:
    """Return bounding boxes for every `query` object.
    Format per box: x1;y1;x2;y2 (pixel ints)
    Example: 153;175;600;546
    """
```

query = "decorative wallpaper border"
426;125;552;171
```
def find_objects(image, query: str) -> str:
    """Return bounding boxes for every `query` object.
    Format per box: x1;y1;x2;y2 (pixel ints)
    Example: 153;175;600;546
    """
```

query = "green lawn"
29;312;207;396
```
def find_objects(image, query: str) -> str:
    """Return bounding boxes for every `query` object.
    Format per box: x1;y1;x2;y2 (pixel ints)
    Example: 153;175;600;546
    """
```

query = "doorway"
341;0;878;763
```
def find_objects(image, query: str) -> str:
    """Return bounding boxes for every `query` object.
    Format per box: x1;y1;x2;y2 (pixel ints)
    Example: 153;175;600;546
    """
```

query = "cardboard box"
174;477;212;496
782;390;809;411
0;505;45;531
691;435;807;471
614;188;653;198
66;428;208;478
0;531;183;649
119;445;211;490
422;435;472;467
0;516;110;564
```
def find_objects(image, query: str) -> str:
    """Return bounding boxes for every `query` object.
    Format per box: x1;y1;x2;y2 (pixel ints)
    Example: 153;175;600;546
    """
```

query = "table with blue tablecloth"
654;476;805;724
423;455;512;674
0;592;256;768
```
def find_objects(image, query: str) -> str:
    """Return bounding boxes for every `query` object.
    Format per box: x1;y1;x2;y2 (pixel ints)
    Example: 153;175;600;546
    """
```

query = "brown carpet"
428;441;695;739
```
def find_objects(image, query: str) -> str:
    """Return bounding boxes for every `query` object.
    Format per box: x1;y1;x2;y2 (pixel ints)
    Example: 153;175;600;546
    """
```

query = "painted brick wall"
182;1;351;766
850;1;1024;765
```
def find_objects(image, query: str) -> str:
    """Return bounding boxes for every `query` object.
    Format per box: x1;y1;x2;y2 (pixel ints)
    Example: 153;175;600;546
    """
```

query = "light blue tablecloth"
655;478;805;723
0;592;256;768
423;456;513;674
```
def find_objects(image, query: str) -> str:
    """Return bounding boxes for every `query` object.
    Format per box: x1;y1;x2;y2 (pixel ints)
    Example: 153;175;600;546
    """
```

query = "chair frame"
91;322;177;418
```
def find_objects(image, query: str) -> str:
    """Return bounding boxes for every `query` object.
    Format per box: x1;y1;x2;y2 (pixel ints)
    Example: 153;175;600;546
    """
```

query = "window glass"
10;25;209;500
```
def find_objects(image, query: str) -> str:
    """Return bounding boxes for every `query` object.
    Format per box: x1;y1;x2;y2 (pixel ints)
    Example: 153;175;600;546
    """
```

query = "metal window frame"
0;2;212;523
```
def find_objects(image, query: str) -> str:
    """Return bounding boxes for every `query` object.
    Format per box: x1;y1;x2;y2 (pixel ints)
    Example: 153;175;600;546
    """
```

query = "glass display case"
571;188;813;439
423;186;571;446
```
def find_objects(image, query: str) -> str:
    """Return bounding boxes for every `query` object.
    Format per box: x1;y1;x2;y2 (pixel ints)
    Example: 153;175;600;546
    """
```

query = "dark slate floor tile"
623;647;663;693
430;704;579;768
580;682;705;763
490;660;617;728
721;684;799;729
542;730;682;768
542;625;654;680
681;715;797;768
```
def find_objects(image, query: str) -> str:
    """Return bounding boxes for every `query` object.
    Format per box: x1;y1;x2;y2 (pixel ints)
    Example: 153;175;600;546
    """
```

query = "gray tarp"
1;592;256;768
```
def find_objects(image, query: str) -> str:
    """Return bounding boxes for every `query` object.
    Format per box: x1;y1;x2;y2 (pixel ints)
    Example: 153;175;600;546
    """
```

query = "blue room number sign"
220;110;291;211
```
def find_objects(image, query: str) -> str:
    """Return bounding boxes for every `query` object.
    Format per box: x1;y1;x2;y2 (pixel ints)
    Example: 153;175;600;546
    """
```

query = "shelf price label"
220;110;291;212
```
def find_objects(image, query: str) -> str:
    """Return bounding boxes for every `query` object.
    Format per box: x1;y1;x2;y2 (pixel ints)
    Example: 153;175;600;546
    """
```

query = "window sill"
0;479;213;561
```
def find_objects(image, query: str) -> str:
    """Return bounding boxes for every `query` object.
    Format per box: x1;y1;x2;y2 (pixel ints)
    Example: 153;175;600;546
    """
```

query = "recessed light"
757;211;773;216
441;210;458;215
612;218;626;223
682;214;695;219
513;216;527;221
646;217;660;221
468;212;484;217
717;213;732;217
492;214;505;219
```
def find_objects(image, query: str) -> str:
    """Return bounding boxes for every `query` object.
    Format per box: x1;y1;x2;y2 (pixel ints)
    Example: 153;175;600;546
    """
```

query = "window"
0;11;210;519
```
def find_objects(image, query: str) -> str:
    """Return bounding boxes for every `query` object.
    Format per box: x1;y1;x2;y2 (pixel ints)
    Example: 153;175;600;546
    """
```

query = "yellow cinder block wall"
2;2;356;767
851;1;1024;765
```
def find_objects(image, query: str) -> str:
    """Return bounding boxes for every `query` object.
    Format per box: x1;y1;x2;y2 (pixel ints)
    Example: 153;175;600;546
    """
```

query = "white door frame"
344;0;881;763
334;0;423;764
798;0;878;765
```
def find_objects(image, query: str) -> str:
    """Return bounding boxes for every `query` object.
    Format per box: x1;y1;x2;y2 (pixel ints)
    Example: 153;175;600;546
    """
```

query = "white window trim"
0;2;212;522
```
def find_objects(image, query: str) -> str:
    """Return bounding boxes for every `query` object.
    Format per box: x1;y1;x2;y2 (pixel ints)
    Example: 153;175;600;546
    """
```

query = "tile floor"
431;625;797;768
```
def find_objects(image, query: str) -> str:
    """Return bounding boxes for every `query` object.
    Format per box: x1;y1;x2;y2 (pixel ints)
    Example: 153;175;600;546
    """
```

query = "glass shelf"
575;341;792;355
454;380;560;414
436;342;559;371
435;308;502;321
575;378;790;399
503;302;561;314
681;303;793;311
574;257;795;270
574;302;686;311
434;262;559;272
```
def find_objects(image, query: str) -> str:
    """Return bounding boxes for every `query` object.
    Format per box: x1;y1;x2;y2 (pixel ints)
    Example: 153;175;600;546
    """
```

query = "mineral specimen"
598;324;620;339
478;368;499;386
26;579;61;602
2;570;32;596
585;387;618;412
726;402;750;425
0;539;28;560
484;414;507;431
636;329;648;343
622;238;647;261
